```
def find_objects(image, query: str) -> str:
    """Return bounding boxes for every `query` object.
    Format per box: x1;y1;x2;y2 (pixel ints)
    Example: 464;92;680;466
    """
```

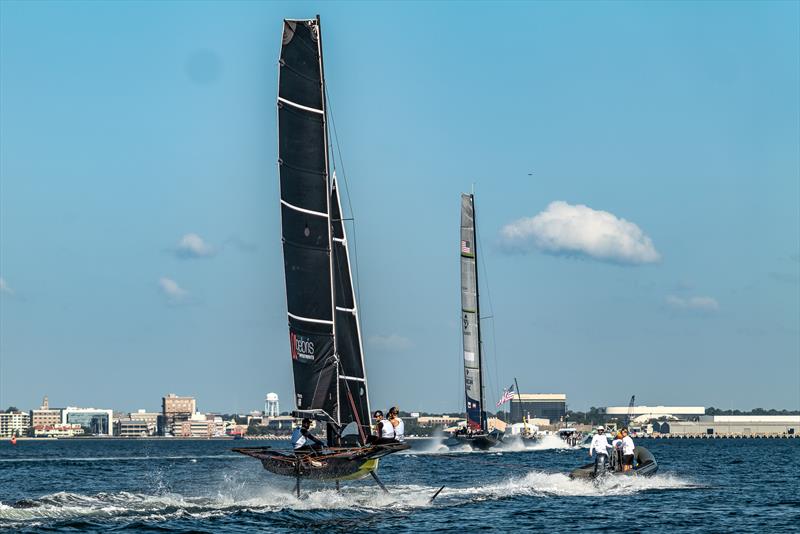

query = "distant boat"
505;379;541;444
453;193;503;450
234;16;407;494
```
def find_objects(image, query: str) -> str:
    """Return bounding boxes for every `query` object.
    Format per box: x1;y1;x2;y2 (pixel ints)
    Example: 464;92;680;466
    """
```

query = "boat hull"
569;446;658;479
233;442;409;481
453;430;503;450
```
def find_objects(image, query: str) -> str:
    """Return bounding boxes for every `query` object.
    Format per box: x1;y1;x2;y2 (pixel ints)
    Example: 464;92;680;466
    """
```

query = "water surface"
1;437;797;532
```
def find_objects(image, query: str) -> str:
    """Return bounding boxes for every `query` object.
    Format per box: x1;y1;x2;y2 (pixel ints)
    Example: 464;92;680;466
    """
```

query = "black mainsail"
460;193;486;432
278;17;369;441
234;16;408;489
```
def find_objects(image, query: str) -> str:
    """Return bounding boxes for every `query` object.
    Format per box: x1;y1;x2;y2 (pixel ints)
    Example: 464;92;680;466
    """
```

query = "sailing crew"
611;431;624;471
367;410;397;445
589;426;612;476
387;406;405;442
291;418;325;453
621;428;635;472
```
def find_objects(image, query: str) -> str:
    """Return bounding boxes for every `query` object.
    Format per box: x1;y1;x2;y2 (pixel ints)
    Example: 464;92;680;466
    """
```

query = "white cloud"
176;233;214;258
368;334;413;351
159;277;187;301
498;201;660;265
0;277;13;295
666;295;720;311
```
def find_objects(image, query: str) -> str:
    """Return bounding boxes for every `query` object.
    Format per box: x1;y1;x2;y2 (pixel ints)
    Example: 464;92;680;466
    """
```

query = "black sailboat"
234;16;408;491
452;193;503;450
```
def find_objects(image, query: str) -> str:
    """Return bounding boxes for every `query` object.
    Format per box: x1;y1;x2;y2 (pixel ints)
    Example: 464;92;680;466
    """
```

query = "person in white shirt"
621;428;635;472
366;410;397;445
291;418;325;453
387;406;405;442
589;426;612;476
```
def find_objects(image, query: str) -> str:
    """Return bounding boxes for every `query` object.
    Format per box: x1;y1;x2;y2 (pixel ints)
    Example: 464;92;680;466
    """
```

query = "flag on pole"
496;384;515;407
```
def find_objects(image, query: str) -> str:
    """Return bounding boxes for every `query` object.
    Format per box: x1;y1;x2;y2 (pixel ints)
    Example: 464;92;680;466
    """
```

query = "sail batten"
461;194;486;432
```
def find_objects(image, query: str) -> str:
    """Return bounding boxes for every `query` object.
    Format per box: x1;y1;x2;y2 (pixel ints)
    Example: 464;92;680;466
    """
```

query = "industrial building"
510;394;566;424
605;405;706;421
653;415;799;437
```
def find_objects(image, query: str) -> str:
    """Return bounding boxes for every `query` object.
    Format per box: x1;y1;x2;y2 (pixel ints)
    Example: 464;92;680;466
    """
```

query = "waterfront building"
117;420;154;437
226;424;248;437
0;411;31;438
62;407;114;436
32;424;83;437
172;412;224;438
161;393;196;436
604;405;706;422
509;394;567;424
654;415;799;437
264;415;294;432
30;396;62;429
487;417;507;432
128;410;159;429
417;415;464;427
246;414;264;426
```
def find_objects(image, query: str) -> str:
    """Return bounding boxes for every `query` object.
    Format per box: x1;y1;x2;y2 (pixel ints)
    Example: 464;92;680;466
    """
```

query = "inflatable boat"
569;446;658;479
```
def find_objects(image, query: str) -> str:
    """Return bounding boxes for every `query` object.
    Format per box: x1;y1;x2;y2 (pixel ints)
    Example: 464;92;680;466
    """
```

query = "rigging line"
475;207;500;411
340;361;368;444
324;85;363;318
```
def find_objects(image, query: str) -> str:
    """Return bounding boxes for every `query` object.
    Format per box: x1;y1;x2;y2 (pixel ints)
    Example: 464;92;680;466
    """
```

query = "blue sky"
1;1;798;415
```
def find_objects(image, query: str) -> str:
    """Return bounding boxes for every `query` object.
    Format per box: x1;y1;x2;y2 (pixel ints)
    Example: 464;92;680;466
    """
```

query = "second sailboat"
453;193;503;450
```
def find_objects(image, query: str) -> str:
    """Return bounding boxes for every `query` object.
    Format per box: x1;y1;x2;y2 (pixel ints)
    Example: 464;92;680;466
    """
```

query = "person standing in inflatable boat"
589;426;612;476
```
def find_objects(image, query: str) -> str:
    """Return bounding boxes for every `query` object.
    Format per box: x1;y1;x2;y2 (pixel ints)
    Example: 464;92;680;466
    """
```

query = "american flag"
461;240;471;254
496;384;515;407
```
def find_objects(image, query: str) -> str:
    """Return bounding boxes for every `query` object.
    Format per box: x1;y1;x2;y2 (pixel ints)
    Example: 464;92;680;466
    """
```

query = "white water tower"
264;393;279;418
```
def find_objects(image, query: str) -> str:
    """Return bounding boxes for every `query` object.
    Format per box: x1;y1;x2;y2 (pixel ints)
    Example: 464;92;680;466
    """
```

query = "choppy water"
1;437;797;532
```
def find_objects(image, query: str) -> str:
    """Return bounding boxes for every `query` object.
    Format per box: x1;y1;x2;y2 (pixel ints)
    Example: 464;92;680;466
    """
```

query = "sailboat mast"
315;15;340;427
471;194;487;432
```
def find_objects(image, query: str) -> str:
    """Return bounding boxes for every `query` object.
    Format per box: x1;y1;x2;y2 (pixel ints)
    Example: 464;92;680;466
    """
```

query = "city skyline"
1;2;798;414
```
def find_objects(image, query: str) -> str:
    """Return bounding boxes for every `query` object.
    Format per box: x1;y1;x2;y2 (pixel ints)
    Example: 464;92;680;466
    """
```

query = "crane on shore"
624;395;636;428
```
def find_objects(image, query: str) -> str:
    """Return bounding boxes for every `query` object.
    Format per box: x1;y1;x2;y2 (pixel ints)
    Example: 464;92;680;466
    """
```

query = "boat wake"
531;435;585;451
0;454;243;464
0;471;701;526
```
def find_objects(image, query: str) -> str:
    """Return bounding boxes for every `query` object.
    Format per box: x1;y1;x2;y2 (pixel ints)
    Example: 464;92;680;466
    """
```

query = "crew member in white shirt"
388;406;405;442
366;410;397;445
291;418;325;453
589;426;612;476
621;428;636;472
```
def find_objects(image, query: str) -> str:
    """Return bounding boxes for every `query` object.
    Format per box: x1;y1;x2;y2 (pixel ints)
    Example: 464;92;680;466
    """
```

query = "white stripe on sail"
335;306;356;314
287;311;333;325
280;199;328;218
339;375;365;382
278;96;324;115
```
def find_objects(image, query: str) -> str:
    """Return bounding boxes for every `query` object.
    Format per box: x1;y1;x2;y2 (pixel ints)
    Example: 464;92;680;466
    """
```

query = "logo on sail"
290;332;315;361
